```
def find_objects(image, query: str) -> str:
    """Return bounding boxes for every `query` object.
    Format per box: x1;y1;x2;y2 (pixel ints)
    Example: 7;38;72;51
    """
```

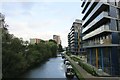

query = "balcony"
83;38;112;47
82;0;99;20
70;33;75;38
82;0;91;14
70;26;75;31
70;37;75;41
82;25;110;40
70;28;75;34
82;2;108;28
82;11;109;34
81;0;86;7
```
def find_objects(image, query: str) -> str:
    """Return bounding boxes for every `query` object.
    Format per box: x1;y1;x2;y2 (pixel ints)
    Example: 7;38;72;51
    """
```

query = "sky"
1;0;83;47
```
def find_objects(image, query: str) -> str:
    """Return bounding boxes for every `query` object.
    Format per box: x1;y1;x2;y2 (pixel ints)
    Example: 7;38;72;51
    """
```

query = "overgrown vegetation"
2;26;58;78
70;56;98;76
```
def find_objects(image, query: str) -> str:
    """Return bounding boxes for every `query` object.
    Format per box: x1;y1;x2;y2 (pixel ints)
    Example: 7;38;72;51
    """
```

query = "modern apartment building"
68;19;82;55
81;0;120;76
68;33;71;52
53;35;61;45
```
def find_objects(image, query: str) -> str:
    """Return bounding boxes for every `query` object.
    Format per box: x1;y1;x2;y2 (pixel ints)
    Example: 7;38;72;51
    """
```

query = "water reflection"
20;55;78;80
20;56;65;78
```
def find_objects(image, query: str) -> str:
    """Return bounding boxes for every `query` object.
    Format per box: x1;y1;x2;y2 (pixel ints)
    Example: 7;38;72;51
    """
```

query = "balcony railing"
82;11;108;34
83;25;110;40
83;39;112;47
82;2;108;27
82;0;99;20
82;0;91;13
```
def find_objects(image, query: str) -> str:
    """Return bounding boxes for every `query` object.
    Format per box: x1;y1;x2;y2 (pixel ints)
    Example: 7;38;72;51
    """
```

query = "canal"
20;54;78;80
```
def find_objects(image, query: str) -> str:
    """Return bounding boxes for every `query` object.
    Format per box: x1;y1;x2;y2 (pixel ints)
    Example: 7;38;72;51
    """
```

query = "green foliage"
2;27;58;78
58;44;64;52
71;56;98;76
49;39;57;44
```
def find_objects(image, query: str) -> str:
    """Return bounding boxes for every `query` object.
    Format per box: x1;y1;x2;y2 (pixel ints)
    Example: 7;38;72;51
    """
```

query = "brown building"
53;35;61;45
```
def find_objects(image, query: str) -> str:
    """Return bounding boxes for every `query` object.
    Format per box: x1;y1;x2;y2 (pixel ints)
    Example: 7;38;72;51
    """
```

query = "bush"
2;27;58;78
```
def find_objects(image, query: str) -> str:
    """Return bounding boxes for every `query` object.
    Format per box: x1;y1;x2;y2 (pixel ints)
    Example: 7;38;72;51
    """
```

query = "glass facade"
109;19;117;31
83;2;109;28
109;6;117;18
117;8;120;19
82;0;120;76
116;20;120;31
103;47;111;74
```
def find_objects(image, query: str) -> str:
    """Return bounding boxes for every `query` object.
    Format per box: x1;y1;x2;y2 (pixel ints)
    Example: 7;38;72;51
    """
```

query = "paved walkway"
65;55;120;80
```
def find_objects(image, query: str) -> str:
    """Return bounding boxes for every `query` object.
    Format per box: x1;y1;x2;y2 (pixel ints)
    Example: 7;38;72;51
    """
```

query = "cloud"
2;2;82;47
0;0;81;2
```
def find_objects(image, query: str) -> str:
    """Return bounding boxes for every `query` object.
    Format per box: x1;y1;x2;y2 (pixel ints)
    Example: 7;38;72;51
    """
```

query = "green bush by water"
2;27;58;78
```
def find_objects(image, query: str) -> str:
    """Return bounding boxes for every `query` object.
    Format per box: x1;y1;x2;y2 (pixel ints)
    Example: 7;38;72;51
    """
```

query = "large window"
118;8;120;19
116;20;120;31
109;19;117;31
109;6;117;18
103;47;112;74
116;8;120;19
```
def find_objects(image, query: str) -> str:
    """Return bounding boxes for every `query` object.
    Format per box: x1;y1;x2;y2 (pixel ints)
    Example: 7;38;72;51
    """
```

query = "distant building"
68;19;82;55
53;35;61;45
30;38;41;44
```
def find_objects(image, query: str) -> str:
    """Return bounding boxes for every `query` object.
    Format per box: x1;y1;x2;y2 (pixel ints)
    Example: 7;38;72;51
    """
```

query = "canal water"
20;54;78;80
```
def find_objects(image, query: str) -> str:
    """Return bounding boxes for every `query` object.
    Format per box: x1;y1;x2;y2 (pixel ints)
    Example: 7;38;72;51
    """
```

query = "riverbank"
2;30;58;78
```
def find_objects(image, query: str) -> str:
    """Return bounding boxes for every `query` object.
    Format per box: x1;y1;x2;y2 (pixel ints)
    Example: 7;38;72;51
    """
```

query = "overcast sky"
1;0;83;47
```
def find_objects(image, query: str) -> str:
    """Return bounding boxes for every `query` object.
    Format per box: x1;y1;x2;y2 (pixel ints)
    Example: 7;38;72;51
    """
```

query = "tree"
25;41;29;46
49;39;57;44
58;44;64;52
2;17;58;78
40;39;45;43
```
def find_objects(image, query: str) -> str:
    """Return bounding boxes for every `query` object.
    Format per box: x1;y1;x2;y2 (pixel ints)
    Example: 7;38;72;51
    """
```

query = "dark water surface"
20;56;66;78
19;55;78;80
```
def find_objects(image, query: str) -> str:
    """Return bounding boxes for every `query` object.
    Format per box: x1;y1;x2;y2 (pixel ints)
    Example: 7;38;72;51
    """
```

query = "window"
116;8;120;19
109;19;117;31
116;20;120;31
109;6;117;18
118;8;120;19
118;20;120;31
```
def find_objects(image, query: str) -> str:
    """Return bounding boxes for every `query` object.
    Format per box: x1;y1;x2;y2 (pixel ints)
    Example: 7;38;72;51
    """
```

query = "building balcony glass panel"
83;38;112;47
82;11;109;34
83;25;110;40
70;37;75;41
71;28;75;31
82;0;91;13
70;29;74;34
71;39;78;42
82;2;108;27
70;33;75;38
81;0;86;7
71;40;75;43
71;44;77;47
82;0;99;20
